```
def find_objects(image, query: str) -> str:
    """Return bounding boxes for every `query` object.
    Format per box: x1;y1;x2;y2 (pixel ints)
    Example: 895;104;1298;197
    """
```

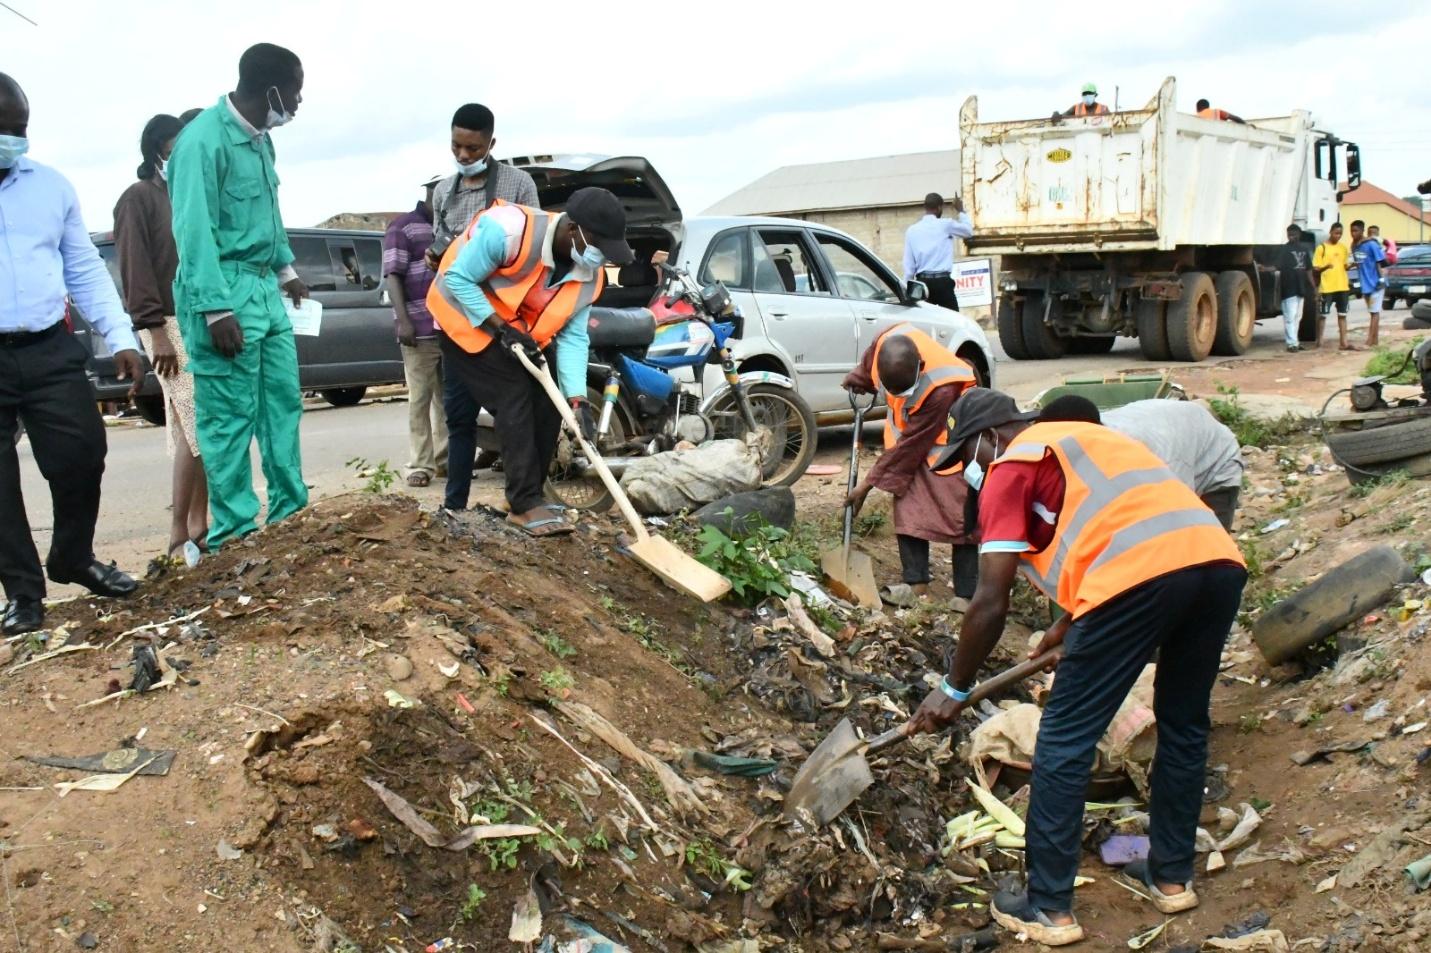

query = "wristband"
940;676;972;703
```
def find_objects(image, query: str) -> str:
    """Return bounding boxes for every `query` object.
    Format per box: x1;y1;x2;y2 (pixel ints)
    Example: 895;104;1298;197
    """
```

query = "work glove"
500;323;544;363
570;397;596;442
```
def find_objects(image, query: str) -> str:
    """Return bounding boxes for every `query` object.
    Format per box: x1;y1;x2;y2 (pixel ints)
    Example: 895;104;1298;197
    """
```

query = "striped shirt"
381;202;436;337
430;162;540;258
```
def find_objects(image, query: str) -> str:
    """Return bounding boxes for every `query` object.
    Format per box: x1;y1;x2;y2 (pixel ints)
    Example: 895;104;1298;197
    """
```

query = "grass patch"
1349;468;1411;499
1362;336;1425;384
1208;385;1307;447
537;629;576;659
459;883;487;922
539;668;575;694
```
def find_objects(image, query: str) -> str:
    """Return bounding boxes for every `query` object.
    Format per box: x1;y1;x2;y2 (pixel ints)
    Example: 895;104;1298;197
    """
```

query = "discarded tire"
694;486;796;537
1251;545;1413;665
1167;272;1217;362
1404;315;1431;331
1413;299;1431;322
1345;453;1431;485
1324;413;1431;466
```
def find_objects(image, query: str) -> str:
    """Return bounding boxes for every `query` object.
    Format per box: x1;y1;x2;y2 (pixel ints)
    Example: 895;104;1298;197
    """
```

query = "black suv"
78;227;404;424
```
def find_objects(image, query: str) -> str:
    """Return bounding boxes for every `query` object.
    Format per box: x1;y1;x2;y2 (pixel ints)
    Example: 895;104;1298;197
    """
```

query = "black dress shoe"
3;597;44;635
48;560;138;598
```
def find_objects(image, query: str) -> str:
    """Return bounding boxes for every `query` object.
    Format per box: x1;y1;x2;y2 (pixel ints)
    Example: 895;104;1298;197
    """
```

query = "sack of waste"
622;438;762;515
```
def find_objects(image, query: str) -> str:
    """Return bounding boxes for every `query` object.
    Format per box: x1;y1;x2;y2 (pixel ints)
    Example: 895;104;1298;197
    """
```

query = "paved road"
19;303;1377;597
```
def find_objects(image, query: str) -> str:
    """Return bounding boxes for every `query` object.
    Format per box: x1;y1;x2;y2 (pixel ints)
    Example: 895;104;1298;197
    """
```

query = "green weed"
470;799;510;824
1239;538;1268;579
481;838;521;872
538;630;576;659
459;883;487;921
1238;713;1263;735
1362;336;1425;384
1383;513;1416;535
854;510;888;537
585;829;610;851
346;456;397;494
693;518;817;605
1349;468;1411;499
539;668;574;694
1208;385;1306;447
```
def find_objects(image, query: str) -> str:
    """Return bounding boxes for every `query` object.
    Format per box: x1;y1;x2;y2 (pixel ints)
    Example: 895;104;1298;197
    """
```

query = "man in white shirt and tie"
903;192;973;312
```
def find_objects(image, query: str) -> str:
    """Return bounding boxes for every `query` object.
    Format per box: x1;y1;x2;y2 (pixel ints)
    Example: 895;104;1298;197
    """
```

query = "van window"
290;236;337;291
699;230;750;290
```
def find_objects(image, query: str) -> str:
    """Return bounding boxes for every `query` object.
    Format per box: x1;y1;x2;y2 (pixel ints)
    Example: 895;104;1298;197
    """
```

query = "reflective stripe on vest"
1072;102;1108;116
872;323;976;472
426;202;604;355
991;422;1243;617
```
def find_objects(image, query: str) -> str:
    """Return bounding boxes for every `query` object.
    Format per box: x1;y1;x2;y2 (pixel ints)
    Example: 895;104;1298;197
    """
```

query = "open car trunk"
509;154;682;309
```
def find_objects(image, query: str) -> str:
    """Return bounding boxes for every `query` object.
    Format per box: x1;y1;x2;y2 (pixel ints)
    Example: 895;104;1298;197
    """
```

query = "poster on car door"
953;258;994;308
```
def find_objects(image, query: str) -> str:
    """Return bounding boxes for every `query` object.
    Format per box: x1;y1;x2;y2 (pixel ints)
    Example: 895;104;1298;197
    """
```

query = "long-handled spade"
784;648;1062;827
821;392;879;608
513;346;732;602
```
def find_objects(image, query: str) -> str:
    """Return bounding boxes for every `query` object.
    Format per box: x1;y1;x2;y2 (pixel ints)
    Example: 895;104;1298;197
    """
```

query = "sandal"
879;583;928;608
407;471;431;488
1119;859;1199;914
990;890;1084;947
507;506;574;538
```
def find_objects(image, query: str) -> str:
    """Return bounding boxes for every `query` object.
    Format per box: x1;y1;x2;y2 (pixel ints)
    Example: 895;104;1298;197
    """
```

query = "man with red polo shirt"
907;388;1247;946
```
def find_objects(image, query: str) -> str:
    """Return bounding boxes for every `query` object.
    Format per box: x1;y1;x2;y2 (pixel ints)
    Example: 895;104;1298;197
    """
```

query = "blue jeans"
1025;562;1247;914
441;337;479;511
1280;296;1302;347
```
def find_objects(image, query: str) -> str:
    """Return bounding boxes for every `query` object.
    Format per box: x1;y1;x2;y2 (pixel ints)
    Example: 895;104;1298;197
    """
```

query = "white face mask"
1082;93;1096;106
156;157;167;182
963;432;995;491
265;86;293;128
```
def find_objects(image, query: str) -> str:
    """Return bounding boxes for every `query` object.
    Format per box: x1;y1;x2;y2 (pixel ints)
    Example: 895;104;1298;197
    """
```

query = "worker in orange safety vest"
1060;82;1110;117
427;187;633;538
1195;98;1246;124
905;388;1247;947
841;324;979;608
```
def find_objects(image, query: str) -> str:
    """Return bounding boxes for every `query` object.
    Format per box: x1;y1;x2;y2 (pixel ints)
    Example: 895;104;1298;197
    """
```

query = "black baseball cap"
932;387;1038;471
566;187;635;265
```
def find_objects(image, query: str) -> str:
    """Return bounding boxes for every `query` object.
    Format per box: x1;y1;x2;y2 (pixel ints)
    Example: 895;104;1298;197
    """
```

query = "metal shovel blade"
821;546;880;609
784;718;877;827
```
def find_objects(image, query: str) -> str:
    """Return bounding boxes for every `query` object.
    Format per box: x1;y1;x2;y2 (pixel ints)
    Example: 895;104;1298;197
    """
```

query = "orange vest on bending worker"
1072;101;1110;116
426;201;605;354
990;421;1244;618
871;324;977;473
1197;107;1228;120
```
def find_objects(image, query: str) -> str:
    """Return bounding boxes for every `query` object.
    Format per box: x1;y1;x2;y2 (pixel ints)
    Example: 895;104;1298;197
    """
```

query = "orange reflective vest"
1072;101;1109;116
426;201;605;355
871;323;977;473
1197;107;1227;120
989;421;1244;618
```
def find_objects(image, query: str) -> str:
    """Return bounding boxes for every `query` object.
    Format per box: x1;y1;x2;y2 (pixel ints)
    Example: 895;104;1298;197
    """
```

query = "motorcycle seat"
587;307;656;348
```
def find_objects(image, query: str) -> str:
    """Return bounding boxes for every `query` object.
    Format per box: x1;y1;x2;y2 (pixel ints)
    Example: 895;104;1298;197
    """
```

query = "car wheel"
1325;413;1431;466
1212;271;1255;355
321;386;367;407
1166;271;1216;362
1019;291;1067;360
996;295;1031;360
1135;298;1172;361
1385;295;1398;310
134;394;166;427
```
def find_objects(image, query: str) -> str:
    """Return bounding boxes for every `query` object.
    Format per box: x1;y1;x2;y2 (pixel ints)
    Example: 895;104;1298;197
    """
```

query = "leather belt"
0;321;65;348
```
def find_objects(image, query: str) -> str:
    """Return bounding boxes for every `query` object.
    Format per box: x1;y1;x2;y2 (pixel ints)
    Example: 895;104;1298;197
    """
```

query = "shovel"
822;392;880;609
784;647;1062;827
513;346;732;603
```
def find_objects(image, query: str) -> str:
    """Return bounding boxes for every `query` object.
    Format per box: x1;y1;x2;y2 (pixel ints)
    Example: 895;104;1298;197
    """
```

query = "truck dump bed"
960;78;1323;255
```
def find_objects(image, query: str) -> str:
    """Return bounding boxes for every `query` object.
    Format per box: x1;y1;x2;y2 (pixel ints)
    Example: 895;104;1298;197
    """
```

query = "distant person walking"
1314;223;1354;349
113;112;208;564
168;43;310;549
0;72;142;635
902;193;973;312
1349;219;1387;347
425;104;540;511
384;174;448;488
1276;224;1315;352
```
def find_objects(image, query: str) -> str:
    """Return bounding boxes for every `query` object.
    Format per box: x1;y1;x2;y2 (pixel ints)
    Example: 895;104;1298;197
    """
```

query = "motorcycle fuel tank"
644;319;715;370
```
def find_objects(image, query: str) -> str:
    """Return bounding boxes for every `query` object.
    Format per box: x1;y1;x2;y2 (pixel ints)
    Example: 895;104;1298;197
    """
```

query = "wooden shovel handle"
511;345;649;543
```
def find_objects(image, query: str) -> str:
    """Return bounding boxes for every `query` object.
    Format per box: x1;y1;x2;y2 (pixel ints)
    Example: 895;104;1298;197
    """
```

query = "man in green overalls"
169;43;309;549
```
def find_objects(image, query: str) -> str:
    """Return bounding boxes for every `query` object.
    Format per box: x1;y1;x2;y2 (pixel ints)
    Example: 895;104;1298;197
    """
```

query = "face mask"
963;432;994;491
456;156;487;177
575;226;605;270
891;381;918;399
0;134;29;169
265;87;293;128
1082;94;1096;106
156;157;167;182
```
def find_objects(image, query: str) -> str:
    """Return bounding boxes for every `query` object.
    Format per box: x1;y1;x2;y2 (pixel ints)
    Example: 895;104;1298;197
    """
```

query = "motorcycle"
541;263;817;512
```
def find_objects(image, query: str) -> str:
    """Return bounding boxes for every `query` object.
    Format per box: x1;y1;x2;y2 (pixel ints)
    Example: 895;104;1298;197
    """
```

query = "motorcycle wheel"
708;383;818;487
542;388;637;514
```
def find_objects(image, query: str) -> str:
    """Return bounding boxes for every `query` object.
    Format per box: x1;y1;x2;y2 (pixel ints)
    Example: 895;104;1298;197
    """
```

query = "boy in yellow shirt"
1313;223;1354;350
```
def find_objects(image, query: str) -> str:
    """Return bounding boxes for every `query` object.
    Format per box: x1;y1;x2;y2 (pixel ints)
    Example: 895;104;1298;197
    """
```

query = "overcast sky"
5;0;1429;231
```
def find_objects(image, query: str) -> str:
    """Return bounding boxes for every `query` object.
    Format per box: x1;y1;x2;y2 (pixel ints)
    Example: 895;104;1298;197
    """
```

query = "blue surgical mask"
265;87;293;129
1082;94;1096;107
576;226;605;269
456;156;487;177
0;134;29;169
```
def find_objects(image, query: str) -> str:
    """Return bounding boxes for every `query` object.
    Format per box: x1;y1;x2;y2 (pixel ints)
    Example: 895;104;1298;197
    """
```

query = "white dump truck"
961;77;1362;361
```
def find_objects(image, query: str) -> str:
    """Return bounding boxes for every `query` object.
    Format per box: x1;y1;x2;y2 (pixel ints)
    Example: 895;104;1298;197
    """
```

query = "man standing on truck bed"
1276;224;1316;352
169;42;310;550
1314;222;1354;349
1058;83;1109;117
1350;219;1387;347
1195;99;1246;124
902;193;973;312
0;72;143;635
424;104;540;511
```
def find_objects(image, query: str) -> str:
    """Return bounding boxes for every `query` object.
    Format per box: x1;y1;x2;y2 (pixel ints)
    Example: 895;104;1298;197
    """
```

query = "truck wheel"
1019;291;1067;360
1135;299;1171;361
1212;271;1255;355
1166;271;1217;362
996;296;1031;360
1069;337;1115;354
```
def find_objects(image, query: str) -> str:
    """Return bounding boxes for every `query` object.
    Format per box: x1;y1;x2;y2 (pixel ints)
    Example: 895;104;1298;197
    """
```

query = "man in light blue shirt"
903;192;973;312
0;73;142;634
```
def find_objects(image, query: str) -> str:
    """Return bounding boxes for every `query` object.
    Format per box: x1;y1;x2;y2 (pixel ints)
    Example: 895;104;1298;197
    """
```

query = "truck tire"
1019;291;1067;360
1135;299;1171;361
1166;271;1217;362
1325;414;1431;466
1069;337;1116;354
996;296;1031;360
1212;271;1255;355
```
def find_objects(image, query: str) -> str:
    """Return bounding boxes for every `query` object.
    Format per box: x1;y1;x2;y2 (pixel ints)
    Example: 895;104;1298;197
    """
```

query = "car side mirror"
905;280;929;304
